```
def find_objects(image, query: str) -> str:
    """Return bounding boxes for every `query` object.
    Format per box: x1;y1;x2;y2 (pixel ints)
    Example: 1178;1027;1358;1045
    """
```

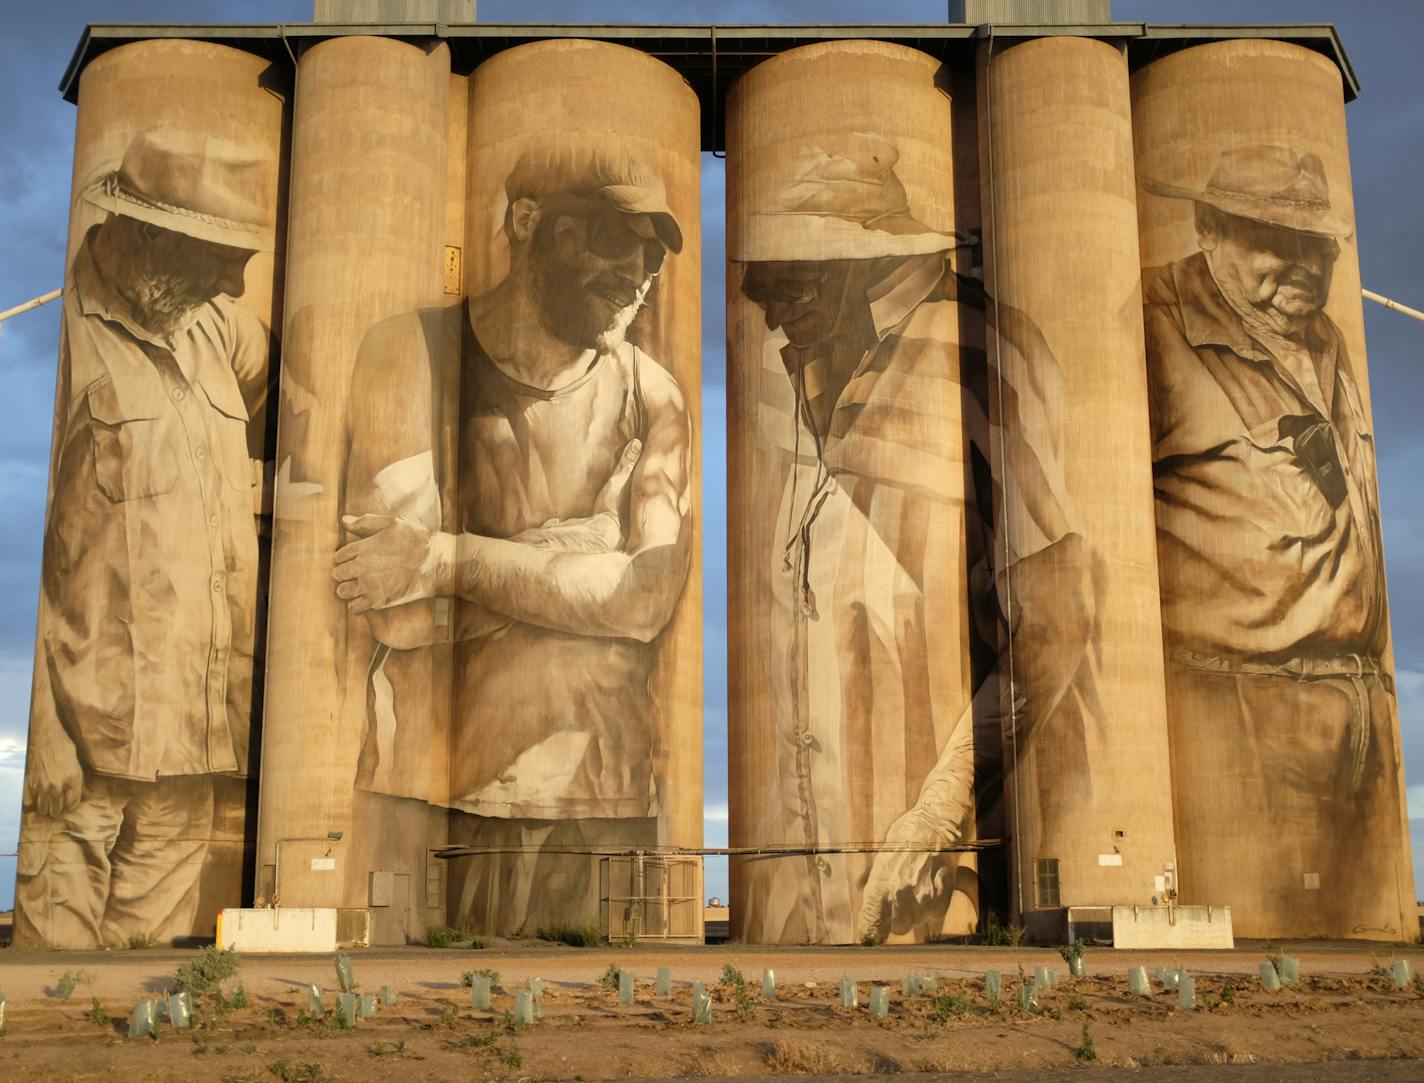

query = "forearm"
443;531;687;643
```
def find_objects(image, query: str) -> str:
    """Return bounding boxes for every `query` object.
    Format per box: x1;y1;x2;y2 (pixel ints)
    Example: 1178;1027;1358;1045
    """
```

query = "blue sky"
1;1;1421;912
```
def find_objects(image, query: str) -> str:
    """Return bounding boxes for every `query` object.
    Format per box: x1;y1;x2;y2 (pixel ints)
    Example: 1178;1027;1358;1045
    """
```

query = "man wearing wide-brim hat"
15;129;274;949
733;134;1102;946
1141;143;1404;935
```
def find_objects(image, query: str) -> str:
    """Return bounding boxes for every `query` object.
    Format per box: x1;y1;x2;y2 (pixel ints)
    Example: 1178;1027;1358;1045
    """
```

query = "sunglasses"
585;208;668;274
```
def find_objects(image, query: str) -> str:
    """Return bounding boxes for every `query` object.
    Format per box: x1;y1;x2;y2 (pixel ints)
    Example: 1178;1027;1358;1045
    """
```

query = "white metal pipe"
0;288;61;325
1364;287;1424;324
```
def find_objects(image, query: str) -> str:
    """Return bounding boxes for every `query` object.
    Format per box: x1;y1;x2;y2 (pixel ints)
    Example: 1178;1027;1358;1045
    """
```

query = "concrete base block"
217;908;339;953
1111;905;1233;950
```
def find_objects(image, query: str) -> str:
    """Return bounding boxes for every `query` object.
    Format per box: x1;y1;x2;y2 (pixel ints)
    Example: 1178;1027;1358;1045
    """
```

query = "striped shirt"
739;253;1076;943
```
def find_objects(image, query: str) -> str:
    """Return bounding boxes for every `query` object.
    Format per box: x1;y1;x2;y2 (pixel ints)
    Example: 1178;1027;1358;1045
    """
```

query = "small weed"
87;997;111;1026
1074;1023;1097;1062
439;1003;459;1026
1065;995;1089;1012
461;968;500;989
1059;941;1084;966
1221;982;1237;1005
932;993;969;1021
192;1040;209;1055
230;985;249;1009
1005;922;1028;948
720;964;746;989
599;964;622;991
502;1042;524;1069
979;912;1026;947
268;1060;296;1083
327;1009;353;1032
425;927;457;949
367;1041;394;1057
467;935;489;949
52;969;94;1000
618;930;638;949
302;1066;325;1083
535;921;602;947
241;1042;258;1054
172;946;242;995
266;1007;282;1025
128;932;155;950
453;1032;499;1052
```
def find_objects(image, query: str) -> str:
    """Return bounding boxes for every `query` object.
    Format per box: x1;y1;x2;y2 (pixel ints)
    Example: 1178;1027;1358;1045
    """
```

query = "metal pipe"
433;840;1004;859
0;288;61;326
1363;288;1424;324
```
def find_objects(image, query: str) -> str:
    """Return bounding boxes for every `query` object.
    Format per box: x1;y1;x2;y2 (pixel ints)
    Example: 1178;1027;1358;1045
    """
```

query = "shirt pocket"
198;374;254;495
86;381;179;502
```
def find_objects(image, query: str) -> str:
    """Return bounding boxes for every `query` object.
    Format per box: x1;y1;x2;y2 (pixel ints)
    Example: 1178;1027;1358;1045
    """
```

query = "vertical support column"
1133;40;1415;939
444;39;702;935
728;41;978;944
258;36;449;912
978;35;1177;924
15;39;285;947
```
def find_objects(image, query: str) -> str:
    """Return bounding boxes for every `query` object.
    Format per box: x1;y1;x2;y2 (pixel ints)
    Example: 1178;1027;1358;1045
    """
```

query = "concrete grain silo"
1132;38;1416;941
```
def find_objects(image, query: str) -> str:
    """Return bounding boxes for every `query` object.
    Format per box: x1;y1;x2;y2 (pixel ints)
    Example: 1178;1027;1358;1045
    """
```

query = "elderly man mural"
1143;145;1406;930
16;130;272;948
333;142;692;932
734;136;1099;944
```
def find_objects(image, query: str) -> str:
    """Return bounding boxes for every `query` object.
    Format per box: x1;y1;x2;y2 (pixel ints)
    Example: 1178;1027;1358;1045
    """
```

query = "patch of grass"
599;964;622;992
1065;994;1089;1012
461;968;500;989
438;1003;459;1026
1220;982;1237;1005
932;993;969;1021
535;921;602;947
128;932;155;950
268;1060;296;1082
172;946;241;995
1074;1023;1097;1062
979;912;1027;947
425;927;457;948
764;1040;840;1074
87;997;111;1025
502;1042;524;1069
52;969;95;1000
230;985;249;1010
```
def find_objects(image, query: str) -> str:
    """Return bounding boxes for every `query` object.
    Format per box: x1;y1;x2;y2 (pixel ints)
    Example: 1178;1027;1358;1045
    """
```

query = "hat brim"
1141;177;1353;239
82;175;274;252
732;211;963;262
601;184;683;254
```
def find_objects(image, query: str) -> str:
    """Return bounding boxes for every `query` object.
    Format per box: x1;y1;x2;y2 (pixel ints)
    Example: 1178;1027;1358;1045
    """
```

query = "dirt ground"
1;940;1422;1081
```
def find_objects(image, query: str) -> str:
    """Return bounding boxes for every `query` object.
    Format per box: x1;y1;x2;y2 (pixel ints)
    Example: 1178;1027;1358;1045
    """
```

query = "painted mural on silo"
14;40;284;948
320;39;703;937
727;41;981;945
1133;40;1415;939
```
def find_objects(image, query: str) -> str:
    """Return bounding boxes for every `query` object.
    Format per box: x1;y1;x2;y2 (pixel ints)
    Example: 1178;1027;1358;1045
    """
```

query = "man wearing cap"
334;142;691;932
1142;144;1404;931
16;129;273;948
733;136;1098;944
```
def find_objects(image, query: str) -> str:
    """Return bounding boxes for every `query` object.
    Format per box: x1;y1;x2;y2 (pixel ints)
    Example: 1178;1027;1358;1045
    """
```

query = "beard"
127;270;212;335
531;229;650;352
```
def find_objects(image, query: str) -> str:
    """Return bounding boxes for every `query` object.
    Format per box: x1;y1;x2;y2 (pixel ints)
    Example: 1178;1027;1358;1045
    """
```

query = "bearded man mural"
1143;145;1408;934
15;130;272;948
334;142;693;932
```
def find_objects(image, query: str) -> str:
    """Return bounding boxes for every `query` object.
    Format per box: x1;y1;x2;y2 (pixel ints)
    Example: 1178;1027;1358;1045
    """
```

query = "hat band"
1201;185;1332;214
98;174;267;242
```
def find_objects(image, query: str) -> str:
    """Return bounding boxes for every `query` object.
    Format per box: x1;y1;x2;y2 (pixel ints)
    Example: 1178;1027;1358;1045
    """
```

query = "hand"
510;438;642;554
858;805;960;944
24;729;84;819
334;514;454;612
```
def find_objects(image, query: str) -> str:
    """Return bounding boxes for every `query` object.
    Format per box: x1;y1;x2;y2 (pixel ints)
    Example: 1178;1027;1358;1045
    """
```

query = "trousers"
16;773;214;948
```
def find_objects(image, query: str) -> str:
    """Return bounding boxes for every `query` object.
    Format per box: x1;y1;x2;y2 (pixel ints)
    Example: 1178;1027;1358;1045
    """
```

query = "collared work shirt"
35;233;262;780
1144;251;1387;660
748;255;976;943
